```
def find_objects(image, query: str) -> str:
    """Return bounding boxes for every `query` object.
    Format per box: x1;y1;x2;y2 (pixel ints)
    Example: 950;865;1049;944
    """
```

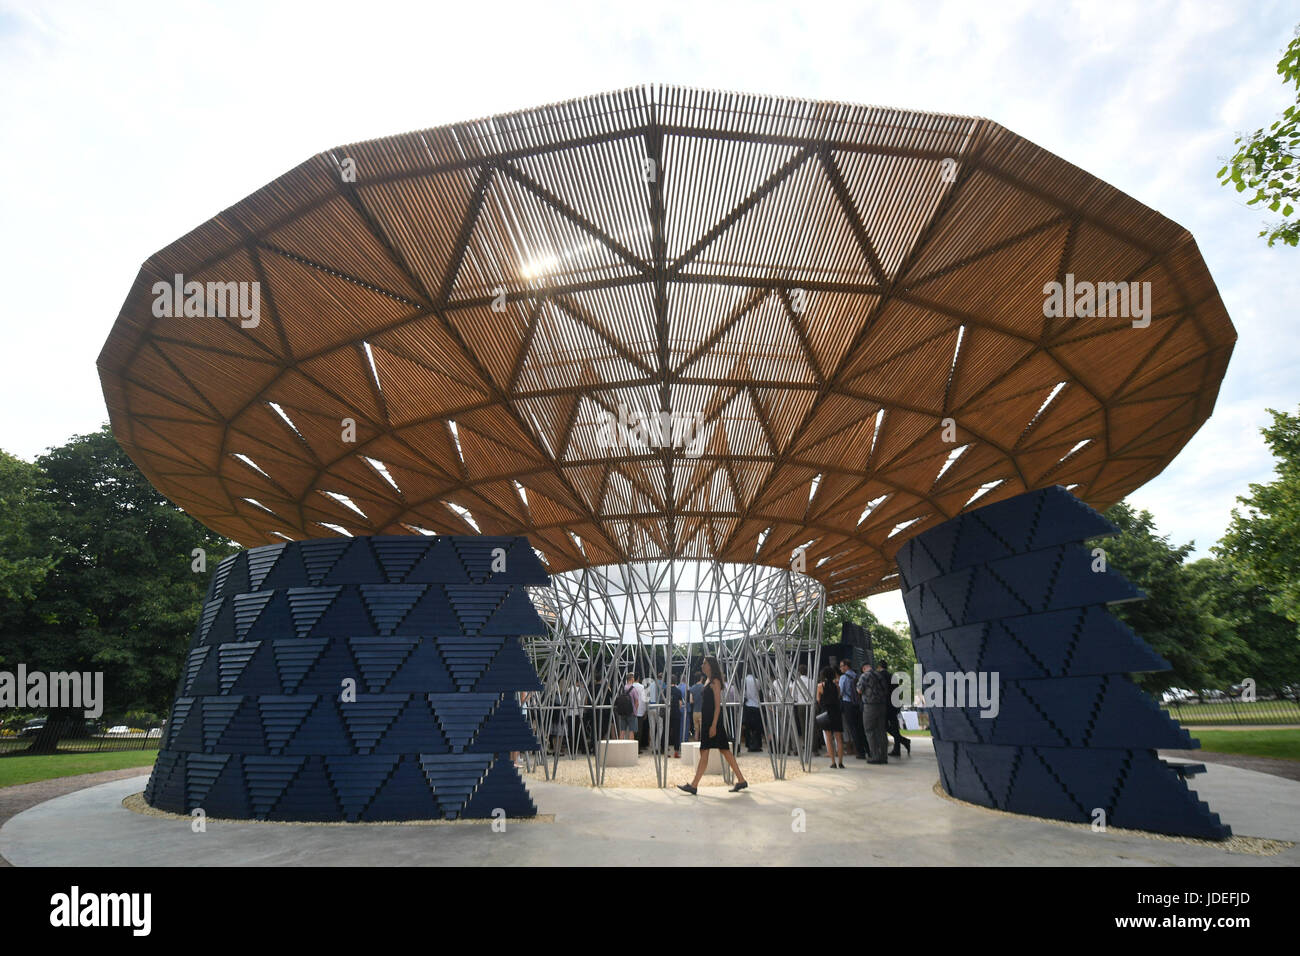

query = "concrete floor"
2;739;1297;866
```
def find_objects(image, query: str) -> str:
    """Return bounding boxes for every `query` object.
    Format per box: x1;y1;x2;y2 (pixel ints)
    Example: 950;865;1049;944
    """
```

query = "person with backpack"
614;674;639;740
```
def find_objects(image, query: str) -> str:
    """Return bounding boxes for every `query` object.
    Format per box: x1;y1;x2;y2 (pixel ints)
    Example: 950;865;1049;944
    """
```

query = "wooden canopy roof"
98;86;1235;603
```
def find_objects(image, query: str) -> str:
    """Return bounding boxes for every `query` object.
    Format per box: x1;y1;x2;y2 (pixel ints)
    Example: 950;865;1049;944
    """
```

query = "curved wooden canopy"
98;86;1235;603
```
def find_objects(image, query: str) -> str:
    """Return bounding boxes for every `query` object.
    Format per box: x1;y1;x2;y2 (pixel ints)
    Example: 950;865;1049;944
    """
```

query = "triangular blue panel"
286;587;340;638
462;755;537;818
217;642;260;694
339;695;409;753
385;638;456;693
272;639;328;693
245;590;295;642
322;538;386;586
428;693;499;752
300;539;351;585
246;543;286;590
242;755;305;818
361;756;443;821
437;637;505;689
201;697;244;750
282;697;352;755
257;696;319;753
371;537;433;583
481;587;546;635
395;585;461;636
325;754;400;820
468;696;539;753
418;753;492;818
272;756;343;821
475;638;543;693
311;587;373;637
359;584;426;635
404;538;470;584
349;637;420;692
259;542;309;590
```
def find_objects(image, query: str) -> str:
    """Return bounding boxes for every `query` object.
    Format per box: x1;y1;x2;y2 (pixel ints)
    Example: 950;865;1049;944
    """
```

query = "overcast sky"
1;0;1296;625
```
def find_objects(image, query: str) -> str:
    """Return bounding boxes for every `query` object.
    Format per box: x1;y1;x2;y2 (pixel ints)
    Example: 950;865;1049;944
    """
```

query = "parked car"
146;728;163;738
1160;688;1194;704
20;718;46;737
106;725;130;735
1198;689;1226;700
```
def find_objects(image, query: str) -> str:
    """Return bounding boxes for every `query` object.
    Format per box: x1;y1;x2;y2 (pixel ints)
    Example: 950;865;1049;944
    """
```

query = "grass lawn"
1189;729;1300;762
0;750;158;788
898;728;1300;761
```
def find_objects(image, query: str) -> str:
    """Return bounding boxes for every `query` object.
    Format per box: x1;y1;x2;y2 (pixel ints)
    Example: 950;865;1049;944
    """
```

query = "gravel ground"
0;767;152;867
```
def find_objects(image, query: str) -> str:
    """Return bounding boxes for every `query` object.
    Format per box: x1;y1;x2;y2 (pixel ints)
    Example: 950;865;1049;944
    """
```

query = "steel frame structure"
522;558;825;787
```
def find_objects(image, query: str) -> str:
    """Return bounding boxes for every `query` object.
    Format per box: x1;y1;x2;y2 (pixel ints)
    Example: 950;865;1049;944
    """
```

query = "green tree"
824;599;916;674
1186;555;1300;693
0;451;59;628
1;426;234;750
1218;26;1300;247
1218;407;1300;628
1091;503;1226;692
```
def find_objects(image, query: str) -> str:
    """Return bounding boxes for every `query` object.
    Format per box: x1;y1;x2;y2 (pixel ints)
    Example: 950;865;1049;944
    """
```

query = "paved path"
3;740;1297;866
1161;749;1300;782
0;768;157;867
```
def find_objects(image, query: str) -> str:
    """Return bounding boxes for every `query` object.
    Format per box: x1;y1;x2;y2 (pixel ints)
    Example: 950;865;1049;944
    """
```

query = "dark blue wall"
895;486;1230;840
145;535;547;822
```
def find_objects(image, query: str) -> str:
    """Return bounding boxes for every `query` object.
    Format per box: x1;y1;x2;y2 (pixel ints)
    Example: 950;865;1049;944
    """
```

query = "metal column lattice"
145;535;549;822
896;486;1231;840
523;559;825;787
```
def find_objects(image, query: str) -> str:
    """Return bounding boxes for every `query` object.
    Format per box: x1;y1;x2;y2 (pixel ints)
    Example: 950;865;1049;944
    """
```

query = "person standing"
668;679;683;758
615;674;639;741
817;667;844;768
742;669;763;752
678;656;748;795
676;671;690;748
640;672;657;752
839;659;866;759
862;660;890;764
566;679;586;755
689;671;705;741
887;667;911;756
790;663;813;755
858;662;875;760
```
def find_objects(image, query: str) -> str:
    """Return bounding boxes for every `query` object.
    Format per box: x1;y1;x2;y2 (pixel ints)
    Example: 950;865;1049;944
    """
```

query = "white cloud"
0;0;1295;584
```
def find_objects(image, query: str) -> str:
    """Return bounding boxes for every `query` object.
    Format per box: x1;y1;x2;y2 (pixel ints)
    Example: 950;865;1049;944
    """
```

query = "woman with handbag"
816;667;844;769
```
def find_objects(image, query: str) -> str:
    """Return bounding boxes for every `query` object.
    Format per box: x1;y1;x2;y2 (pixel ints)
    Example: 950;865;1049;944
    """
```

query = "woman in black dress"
817;667;844;768
678;656;748;794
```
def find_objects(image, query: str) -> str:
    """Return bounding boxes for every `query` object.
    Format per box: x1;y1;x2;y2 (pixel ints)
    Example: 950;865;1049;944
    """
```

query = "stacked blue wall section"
895;486;1230;840
144;535;547;821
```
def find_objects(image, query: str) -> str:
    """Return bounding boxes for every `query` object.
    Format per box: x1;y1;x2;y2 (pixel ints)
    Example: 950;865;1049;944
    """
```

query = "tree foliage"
1218;26;1300;247
1218;407;1300;628
1186;555;1300;692
0;426;234;724
1091;503;1233;692
823;599;916;674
